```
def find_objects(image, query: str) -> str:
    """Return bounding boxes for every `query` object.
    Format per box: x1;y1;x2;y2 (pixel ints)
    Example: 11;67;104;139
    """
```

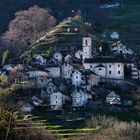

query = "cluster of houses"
0;35;138;112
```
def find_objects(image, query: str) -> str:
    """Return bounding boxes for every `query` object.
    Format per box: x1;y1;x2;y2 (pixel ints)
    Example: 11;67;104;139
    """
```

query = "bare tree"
0;6;56;58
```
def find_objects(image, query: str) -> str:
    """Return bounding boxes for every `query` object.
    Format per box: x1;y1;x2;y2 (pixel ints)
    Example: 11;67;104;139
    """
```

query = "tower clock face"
76;98;80;103
76;93;80;97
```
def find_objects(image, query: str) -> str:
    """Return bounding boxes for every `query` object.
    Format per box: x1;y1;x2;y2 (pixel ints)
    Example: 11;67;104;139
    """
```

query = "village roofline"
27;67;49;72
44;79;70;96
84;57;129;63
81;69;99;76
46;64;61;68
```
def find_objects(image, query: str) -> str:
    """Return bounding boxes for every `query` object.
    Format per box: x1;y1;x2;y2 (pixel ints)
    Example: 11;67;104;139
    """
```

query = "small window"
49;87;52;92
98;68;102;71
76;76;78;79
118;64;120;67
90;65;92;68
76;81;78;84
109;65;111;68
56;96;57;98
85;40;88;45
118;71;120;74
109;71;111;74
56;101;58;104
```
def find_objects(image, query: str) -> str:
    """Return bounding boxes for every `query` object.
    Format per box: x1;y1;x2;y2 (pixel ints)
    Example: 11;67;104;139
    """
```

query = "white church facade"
80;36;125;80
83;57;124;80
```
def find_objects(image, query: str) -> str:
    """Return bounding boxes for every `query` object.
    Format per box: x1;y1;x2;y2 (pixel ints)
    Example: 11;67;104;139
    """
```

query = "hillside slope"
104;0;140;52
21;18;102;61
1;0;140;55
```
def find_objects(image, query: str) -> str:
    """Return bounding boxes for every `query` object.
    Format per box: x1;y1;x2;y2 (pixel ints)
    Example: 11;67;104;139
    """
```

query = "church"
81;35;125;80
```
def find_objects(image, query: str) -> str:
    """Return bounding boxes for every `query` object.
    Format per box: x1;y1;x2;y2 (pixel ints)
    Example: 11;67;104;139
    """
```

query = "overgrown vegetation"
72;115;140;140
0;6;56;58
1;50;10;66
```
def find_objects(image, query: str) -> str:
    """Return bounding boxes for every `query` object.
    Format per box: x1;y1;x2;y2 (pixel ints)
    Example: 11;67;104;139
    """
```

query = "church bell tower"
82;36;92;60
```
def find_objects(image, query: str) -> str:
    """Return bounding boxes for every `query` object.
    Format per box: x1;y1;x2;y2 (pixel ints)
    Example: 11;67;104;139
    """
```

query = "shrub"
0;74;8;85
75;115;140;140
10;128;59;140
11;84;20;91
86;115;118;129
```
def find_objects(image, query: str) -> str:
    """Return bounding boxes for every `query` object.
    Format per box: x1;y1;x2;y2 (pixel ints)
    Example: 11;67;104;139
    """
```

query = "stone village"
0;35;140;113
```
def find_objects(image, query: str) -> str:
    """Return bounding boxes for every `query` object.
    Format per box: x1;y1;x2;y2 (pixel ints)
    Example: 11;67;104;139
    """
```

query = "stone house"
110;41;133;55
50;91;69;110
41;81;58;97
106;91;121;105
64;54;72;63
72;87;92;108
34;55;47;65
31;96;43;107
110;32;119;39
61;62;73;79
131;66;140;79
53;52;63;63
81;69;100;86
20;102;34;113
72;70;82;86
75;50;83;59
34;76;50;89
45;64;61;78
28;69;49;78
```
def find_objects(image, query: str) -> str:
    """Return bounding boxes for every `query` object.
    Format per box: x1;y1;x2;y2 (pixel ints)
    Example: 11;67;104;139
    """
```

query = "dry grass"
1;128;59;140
71;115;140;140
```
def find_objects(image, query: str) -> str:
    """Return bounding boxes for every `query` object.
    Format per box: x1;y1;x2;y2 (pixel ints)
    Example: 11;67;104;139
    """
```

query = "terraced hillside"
16;111;99;140
104;0;140;52
21;17;102;61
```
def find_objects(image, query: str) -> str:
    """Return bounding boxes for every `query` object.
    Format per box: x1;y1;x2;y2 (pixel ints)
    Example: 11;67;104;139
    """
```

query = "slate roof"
27;66;49;72
84;57;126;63
57;50;69;57
82;69;98;75
46;64;61;68
80;87;92;95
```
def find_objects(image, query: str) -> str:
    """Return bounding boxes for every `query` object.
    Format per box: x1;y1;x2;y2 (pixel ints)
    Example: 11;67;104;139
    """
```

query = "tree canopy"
0;6;56;58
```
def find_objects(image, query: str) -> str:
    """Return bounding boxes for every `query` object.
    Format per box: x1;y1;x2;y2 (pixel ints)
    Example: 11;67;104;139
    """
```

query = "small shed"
110;32;119;39
106;91;121;105
20;102;34;113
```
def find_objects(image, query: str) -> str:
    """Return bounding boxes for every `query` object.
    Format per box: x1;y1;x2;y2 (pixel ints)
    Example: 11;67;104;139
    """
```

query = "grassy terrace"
15;111;99;139
15;106;140;140
10;104;140;140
